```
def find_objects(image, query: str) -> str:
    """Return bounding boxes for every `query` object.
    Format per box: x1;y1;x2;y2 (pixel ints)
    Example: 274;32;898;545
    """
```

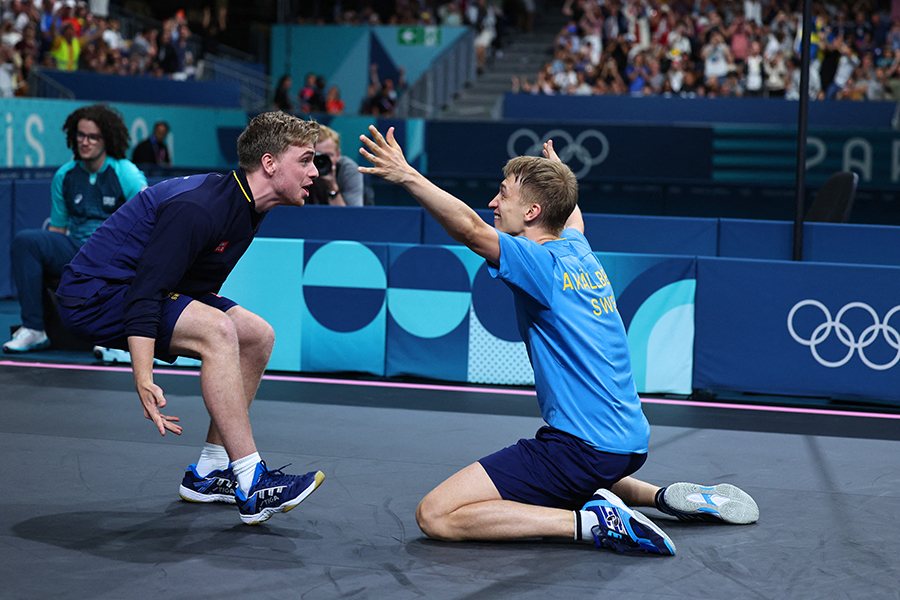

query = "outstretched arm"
359;125;500;263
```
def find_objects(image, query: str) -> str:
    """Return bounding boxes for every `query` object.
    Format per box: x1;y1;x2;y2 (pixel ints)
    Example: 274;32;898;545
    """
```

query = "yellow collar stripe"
233;171;252;203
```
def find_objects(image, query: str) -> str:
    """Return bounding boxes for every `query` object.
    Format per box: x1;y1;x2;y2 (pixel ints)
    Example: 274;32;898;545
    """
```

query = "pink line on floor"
3;359;899;420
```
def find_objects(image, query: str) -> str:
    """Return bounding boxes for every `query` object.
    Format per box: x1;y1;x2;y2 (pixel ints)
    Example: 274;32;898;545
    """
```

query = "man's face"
489;175;528;236
315;137;341;166
272;143;318;207
153;123;169;142
76;119;106;162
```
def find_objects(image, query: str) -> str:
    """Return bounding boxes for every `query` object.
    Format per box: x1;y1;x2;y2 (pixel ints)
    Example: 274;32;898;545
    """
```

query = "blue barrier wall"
694;258;900;402
420;119;900;190
218;239;697;394
502;94;897;129
4;188;900;403
41;71;242;108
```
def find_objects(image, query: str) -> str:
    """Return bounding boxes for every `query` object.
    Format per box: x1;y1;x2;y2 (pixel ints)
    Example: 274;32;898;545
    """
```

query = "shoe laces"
257;461;294;483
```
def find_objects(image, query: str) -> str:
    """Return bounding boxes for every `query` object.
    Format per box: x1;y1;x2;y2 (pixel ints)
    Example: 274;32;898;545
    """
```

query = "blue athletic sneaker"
179;464;238;504
235;462;325;525
658;482;759;524
583;489;675;556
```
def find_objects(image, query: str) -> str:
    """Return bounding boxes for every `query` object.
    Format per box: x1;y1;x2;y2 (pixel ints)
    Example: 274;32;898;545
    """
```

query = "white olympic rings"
507;128;609;178
787;300;900;370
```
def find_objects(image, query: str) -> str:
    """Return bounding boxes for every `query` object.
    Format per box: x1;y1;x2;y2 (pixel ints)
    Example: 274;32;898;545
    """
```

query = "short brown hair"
237;112;319;173
503;156;578;235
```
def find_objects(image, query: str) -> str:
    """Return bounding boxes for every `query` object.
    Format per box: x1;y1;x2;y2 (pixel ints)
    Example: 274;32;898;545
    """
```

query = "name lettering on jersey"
562;268;610;291
102;195;117;207
561;267;617;319
215;241;229;253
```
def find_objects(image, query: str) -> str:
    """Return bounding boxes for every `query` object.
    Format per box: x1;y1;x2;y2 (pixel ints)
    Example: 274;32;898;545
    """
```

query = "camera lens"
314;152;332;176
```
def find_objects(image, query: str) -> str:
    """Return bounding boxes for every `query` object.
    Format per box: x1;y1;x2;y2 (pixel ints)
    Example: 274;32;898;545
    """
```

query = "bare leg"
416;462;573;541
198;306;273;447
611;477;662;508
170;301;268;461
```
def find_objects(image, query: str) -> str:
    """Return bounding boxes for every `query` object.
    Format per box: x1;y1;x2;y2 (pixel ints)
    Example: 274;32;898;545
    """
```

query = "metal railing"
394;29;477;119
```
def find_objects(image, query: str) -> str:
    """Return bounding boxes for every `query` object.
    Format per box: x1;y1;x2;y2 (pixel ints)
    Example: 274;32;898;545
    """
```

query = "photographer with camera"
308;125;365;206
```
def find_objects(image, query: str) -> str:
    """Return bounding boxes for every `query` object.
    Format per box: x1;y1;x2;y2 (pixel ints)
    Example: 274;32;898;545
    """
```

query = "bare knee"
244;318;275;357
228;309;275;359
198;314;241;358
416;496;455;541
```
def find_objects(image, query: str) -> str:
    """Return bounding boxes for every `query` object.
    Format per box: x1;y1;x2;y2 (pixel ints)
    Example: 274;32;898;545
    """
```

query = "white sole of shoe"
178;485;237;504
241;471;325;525
596;488;676;555
666;482;760;524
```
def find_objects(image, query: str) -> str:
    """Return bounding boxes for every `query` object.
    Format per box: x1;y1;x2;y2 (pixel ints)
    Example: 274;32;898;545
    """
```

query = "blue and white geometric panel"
301;240;387;376
385;244;471;381
467;308;533;385
467;262;533;385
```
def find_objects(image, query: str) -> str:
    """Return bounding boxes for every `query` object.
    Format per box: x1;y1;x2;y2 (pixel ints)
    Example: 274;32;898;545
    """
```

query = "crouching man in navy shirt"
56;112;326;525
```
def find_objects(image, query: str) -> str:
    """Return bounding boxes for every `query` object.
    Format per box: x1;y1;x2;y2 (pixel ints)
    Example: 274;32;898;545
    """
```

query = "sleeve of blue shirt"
123;199;217;339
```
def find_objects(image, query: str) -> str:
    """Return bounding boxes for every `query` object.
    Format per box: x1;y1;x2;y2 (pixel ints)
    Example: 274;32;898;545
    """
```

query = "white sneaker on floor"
93;346;132;363
660;482;759;524
3;327;50;353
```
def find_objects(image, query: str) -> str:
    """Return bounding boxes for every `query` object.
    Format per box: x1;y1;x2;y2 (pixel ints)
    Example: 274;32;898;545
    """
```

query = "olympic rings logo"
507;128;609;178
787;300;900;370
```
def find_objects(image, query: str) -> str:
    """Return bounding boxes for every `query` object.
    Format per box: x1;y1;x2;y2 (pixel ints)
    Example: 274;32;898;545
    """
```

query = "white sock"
232;452;262;496
195;443;230;477
575;510;600;541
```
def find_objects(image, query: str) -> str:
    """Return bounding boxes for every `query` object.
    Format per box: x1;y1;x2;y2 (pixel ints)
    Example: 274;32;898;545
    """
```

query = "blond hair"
503;156;578;235
317;124;341;150
237;112;320;173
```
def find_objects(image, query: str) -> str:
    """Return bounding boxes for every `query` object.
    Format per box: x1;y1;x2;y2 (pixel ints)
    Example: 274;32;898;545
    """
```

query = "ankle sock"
232;452;261;496
655;487;669;513
574;509;601;541
195;443;230;477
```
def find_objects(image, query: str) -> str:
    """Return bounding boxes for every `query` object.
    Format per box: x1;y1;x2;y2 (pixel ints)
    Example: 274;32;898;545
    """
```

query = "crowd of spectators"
274;62;407;117
511;0;900;101
0;0;216;98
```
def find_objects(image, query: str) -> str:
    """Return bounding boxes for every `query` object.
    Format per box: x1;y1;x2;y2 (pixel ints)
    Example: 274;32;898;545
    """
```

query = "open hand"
358;125;415;185
137;381;182;436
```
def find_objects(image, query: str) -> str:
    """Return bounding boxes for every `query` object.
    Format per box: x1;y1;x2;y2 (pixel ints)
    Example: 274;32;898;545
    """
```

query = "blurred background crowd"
513;0;900;100
1;0;897;105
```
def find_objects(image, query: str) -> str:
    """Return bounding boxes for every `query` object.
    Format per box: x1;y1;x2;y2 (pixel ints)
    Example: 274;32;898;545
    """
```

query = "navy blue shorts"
479;426;647;510
59;285;237;363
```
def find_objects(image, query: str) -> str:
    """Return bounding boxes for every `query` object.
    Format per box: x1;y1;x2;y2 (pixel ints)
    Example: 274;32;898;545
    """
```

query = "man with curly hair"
4;104;147;353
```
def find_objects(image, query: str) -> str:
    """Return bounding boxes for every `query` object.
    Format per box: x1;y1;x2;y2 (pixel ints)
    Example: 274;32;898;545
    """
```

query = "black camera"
314;152;332;176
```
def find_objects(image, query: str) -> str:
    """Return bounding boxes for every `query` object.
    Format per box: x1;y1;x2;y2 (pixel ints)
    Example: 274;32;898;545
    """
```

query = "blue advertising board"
0;98;246;169
694;257;900;402
424;121;714;182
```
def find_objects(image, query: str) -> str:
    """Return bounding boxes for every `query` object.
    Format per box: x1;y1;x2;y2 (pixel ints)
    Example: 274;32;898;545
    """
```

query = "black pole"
793;0;814;261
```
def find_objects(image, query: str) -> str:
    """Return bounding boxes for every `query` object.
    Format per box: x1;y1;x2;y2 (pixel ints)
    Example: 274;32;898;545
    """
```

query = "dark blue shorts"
479;426;647;510
59;285;237;363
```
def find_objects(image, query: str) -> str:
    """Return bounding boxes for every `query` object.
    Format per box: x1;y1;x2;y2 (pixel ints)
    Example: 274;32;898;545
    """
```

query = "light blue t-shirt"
488;228;650;454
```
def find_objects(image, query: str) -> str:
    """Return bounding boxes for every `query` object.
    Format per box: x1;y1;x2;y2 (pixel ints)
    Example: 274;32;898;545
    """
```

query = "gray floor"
2;363;899;600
